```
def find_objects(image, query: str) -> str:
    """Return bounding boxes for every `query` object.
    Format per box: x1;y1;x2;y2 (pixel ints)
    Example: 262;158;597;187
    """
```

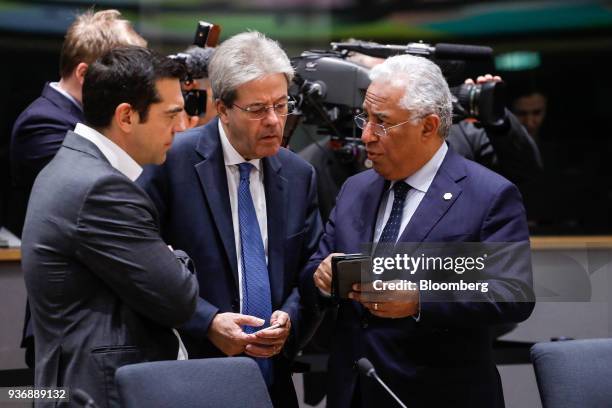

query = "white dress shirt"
218;121;268;313
373;142;447;321
49;82;82;111
73;123;142;181
73;123;188;360
374;142;448;242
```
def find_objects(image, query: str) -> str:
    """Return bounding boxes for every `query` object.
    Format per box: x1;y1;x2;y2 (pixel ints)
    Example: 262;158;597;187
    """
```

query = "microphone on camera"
357;358;408;408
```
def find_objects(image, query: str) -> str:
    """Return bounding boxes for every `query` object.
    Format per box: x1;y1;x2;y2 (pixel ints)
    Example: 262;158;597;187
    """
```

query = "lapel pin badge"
443;192;453;201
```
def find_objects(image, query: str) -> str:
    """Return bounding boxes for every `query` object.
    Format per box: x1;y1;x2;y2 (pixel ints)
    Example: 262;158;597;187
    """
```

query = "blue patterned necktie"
237;162;273;386
378;181;411;244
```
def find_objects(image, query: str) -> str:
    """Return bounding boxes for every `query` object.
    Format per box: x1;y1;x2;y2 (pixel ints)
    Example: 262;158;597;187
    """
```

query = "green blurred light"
495;52;541;71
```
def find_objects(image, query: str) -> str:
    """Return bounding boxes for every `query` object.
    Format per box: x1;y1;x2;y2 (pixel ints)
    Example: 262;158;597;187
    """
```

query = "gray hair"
208;31;294;105
369;55;453;138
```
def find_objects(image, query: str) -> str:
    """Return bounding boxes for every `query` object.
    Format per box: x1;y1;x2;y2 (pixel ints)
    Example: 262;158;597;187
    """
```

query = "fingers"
245;343;281;358
270;310;289;327
313;252;344;292
466;74;502;85
186;115;200;129
251;333;287;345
233;314;265;328
475;74;502;84
348;290;392;303
314;269;332;293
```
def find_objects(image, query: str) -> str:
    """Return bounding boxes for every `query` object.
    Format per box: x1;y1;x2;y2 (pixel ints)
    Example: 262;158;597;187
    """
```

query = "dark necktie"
237;162;273;385
378;181;411;244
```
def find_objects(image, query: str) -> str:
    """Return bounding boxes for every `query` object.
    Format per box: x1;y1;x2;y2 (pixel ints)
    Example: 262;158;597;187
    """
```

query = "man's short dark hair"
83;46;185;129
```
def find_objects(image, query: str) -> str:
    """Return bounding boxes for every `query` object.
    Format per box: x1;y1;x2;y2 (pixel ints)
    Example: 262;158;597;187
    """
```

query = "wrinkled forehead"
234;73;289;102
364;79;406;113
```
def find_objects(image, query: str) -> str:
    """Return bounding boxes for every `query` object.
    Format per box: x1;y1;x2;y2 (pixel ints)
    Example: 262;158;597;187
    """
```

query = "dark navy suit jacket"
138;119;323;407
10;82;83;236
301;146;535;408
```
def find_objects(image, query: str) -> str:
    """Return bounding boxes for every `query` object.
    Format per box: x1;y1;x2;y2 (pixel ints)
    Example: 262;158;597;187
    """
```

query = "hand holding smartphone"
253;322;284;335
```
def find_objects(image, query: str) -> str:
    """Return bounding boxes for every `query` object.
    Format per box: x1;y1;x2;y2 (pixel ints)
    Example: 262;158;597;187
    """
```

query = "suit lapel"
399;147;466;243
354;171;387;251
194;124;239;290
263;155;287;308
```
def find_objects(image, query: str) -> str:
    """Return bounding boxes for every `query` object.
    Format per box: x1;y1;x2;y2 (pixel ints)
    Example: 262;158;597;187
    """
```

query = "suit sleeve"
418;182;535;328
75;174;199;328
299;178;347;313
281;165;324;355
138;163;220;339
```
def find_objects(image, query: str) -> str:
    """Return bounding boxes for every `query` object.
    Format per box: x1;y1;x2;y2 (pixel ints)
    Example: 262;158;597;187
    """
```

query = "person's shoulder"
168;120;218;157
345;168;379;186
276;146;316;175
14;95;65;126
449;150;517;195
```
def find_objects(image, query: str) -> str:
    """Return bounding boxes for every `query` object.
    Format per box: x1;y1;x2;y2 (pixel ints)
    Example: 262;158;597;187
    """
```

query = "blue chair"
115;357;273;408
530;338;612;408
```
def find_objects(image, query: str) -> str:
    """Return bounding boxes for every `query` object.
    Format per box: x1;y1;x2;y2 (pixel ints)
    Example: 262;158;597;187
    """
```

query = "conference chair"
530;338;612;408
115;357;273;408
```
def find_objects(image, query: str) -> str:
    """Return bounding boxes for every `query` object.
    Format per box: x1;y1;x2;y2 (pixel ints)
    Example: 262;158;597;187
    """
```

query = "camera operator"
174;46;217;128
298;57;542;221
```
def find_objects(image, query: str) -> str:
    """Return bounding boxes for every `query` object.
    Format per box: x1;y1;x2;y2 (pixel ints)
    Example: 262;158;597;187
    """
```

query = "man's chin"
371;162;392;179
256;142;281;158
154;153;167;165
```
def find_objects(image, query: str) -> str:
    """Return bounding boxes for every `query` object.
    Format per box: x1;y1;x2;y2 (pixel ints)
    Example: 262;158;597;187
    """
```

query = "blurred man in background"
178;46;218;128
10;9;146;237
512;89;548;143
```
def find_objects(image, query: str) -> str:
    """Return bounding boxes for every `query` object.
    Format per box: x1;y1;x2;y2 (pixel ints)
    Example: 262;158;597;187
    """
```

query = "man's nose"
361;122;377;144
176;112;187;132
261;107;281;125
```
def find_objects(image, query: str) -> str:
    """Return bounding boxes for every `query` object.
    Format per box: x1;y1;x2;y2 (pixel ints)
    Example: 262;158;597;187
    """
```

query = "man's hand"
465;73;502;85
349;281;419;319
185;115;200;129
313;252;345;295
245;310;292;358
207;312;262;356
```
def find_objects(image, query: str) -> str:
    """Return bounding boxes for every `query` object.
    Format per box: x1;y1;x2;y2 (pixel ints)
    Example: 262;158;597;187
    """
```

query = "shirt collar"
49;82;83;111
391;142;448;193
73;123;143;181
218;120;262;171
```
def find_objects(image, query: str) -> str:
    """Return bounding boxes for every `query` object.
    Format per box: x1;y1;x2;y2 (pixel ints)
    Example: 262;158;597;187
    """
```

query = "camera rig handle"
330;40;492;61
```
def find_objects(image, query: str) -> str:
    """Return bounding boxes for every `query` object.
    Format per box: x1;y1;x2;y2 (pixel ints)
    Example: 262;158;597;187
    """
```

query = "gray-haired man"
138;31;323;406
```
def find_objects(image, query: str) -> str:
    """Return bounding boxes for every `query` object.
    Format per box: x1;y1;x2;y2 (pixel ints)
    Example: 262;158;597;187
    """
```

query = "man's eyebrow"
363;106;389;120
164;106;184;114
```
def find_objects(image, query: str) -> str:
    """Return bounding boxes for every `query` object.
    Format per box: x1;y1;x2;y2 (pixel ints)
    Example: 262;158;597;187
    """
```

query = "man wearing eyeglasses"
138;31;323;407
301;54;534;407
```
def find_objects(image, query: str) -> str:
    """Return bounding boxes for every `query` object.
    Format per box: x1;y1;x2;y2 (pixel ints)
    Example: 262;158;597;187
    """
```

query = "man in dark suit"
22;46;198;408
138;32;323;407
10;9;146;237
301;54;534;407
10;10;146;369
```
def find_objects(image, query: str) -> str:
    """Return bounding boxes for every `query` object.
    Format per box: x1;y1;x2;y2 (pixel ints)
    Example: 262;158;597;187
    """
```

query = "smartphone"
253;322;283;335
332;254;371;300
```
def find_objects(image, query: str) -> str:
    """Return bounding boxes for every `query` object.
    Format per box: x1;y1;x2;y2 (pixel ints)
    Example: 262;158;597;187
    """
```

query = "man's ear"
216;99;230;125
75;62;89;86
421;114;441;140
115;103;136;133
